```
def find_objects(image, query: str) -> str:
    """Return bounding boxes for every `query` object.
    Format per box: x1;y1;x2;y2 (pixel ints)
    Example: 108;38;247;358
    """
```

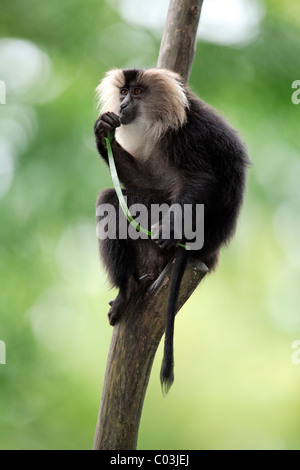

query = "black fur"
160;246;189;394
168;92;249;263
123;69;139;87
94;69;250;392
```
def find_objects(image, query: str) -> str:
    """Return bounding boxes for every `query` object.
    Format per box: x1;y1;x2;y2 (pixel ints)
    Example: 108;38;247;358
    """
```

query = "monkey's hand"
94;112;120;146
151;215;182;251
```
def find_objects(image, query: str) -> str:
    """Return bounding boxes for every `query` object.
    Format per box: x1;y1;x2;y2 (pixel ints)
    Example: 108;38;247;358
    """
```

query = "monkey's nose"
119;101;128;112
119;93;131;113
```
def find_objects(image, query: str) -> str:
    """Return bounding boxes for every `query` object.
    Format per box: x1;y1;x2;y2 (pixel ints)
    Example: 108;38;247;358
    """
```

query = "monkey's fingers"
94;112;120;137
98;112;120;129
156;238;178;251
94;120;111;135
103;112;121;128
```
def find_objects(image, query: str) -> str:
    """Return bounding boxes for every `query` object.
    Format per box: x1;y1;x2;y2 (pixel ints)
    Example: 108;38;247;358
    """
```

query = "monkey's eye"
133;88;142;95
120;88;128;96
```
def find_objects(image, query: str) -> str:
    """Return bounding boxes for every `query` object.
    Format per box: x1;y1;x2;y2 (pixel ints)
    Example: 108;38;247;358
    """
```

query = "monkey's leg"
100;237;140;326
97;188;171;325
106;241;140;326
97;189;141;325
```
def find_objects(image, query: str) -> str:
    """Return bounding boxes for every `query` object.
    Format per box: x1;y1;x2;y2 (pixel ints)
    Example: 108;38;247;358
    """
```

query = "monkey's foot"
108;296;126;326
108;275;139;326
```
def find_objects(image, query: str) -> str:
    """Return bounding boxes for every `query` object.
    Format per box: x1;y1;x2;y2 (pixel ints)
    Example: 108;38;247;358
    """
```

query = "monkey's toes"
108;300;125;326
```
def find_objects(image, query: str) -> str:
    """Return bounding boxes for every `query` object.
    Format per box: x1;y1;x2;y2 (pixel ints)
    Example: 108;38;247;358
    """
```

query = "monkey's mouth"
118;109;135;125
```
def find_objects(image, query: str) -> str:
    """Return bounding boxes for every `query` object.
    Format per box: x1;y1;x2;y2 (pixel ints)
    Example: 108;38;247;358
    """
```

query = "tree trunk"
93;259;208;450
93;0;205;451
157;0;204;82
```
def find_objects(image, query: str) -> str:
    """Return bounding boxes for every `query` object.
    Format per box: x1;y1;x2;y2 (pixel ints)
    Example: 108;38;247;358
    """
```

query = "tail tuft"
160;355;174;396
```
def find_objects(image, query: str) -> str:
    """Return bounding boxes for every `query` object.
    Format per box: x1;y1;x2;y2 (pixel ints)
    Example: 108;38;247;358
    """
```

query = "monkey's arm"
152;103;224;249
94;112;120;162
95;112;157;189
153;172;217;250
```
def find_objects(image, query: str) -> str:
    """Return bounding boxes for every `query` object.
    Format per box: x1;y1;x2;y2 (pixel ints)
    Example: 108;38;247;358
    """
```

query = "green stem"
105;131;189;250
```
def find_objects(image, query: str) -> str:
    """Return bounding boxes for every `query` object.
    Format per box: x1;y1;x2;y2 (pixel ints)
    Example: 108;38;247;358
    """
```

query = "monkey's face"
97;68;188;138
118;86;144;125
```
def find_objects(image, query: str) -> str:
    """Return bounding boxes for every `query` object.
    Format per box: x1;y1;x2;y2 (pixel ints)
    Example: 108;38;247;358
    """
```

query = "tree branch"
93;0;205;451
157;0;204;82
93;259;208;450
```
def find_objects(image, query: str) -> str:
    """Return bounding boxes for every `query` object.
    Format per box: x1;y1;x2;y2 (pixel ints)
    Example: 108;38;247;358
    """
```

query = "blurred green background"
0;0;300;450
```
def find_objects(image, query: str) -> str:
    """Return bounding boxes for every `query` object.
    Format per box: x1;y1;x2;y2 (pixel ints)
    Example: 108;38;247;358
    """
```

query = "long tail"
160;247;189;395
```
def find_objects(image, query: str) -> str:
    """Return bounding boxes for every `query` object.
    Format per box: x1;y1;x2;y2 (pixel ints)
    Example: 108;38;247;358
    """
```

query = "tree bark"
157;0;204;82
93;0;205;451
93;259;208;450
